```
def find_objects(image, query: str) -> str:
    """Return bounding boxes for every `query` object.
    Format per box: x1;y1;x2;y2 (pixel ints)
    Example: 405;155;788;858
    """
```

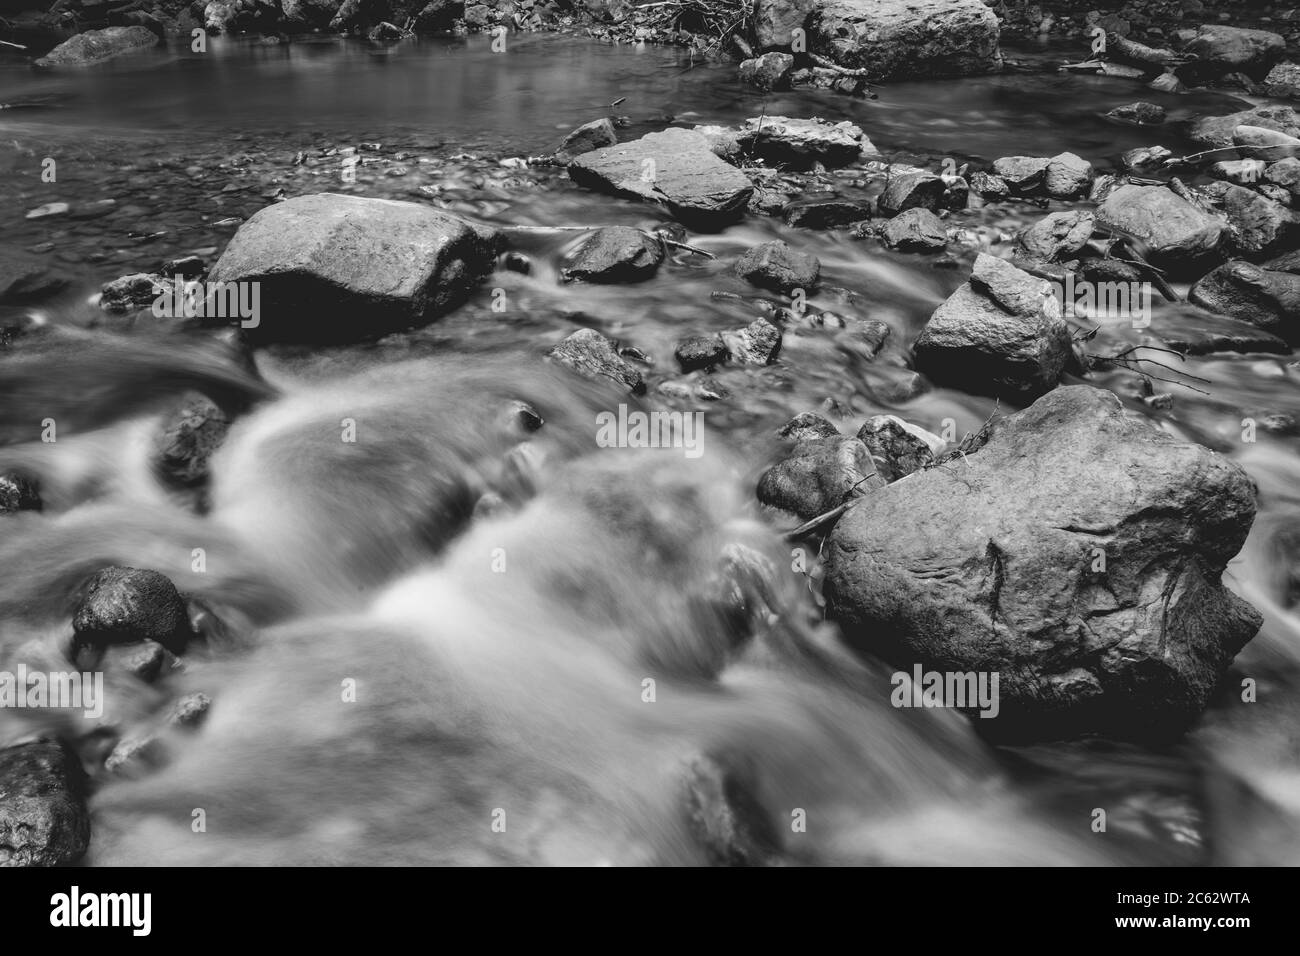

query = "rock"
463;3;491;27
102;640;168;683
368;20;405;39
1015;210;1095;262
1043;152;1093;198
855;415;941;482
561;226;663;284
877;173;945;216
738;52;794;92
1210;159;1268;185
788;66;872;96
154;395;231;489
781;199;873;229
1189;261;1300;338
777;412;840;443
1154;309;1291;356
681;754;780;866
1190;106;1300;148
969;171;1009;200
992;156;1049;193
1148;72;1185;93
104;736;164;777
568;128;753;226
1095;184;1225;276
0;741;90;867
879;208;947;252
675;335;728;372
547;328;645;393
414;0;465;31
1183;24;1285;80
160;254;206;280
721;317;782;366
170;693;213;728
72;567;192;652
556;118;617;161
206;193;502;344
1107;102;1166;124
281;0;340;30
732;116;871;169
1233;125;1300;160
24;203;67;221
34;26;158;67
1264;248;1300;274
733;240;819;294
752;0;818;50
825;385;1262;742
1221;184;1296;257
1264;62;1300;99
806;0;1001;80
756;435;879;520
1121;145;1172;173
1265;157;1300;199
0;473;40;515
0;250;68;304
100;273;167;314
913;253;1072;402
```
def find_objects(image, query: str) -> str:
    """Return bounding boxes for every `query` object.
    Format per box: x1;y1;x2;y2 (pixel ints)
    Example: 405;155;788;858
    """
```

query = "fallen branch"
783;500;855;541
498;224;716;258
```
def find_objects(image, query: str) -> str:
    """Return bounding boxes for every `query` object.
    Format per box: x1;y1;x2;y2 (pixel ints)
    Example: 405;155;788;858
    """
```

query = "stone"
1190;106;1300;149
781;199;874;229
1232;125;1300;160
0;473;40;515
1183;24;1285;80
72;567;192;652
1263;62;1300;99
992;156;1050;193
100;273;167;314
877;173;945;216
721;317;782;366
154;395;231;489
855;415;942;482
1210;159;1268;185
1015;210;1095;262
738;52;794;92
879;208;947;252
778;412;840;443
1043;152;1093;198
0;741;90;867
0;249;68;304
34;26;158;67
675;334;728;372
756;435;880;520
556;118;617;161
969;171;1009;199
1095;184;1225;276
733;240;820;294
825;385;1262;742
102;640;168;683
547;328;645;393
1189;261;1300;339
1107;102;1166;124
734;116;872;170
1220;184;1296;257
561;226;664;284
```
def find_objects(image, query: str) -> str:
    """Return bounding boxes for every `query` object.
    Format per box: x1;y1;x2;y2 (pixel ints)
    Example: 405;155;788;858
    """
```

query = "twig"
498;224;715;258
783;501;855;541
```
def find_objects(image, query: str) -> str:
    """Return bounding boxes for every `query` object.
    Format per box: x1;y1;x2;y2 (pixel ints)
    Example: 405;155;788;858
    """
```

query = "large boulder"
912;253;1072;402
825;386;1262;742
807;0;1001;80
568;128;753;226
34;26;157;67
1095;184;1225;277
1181;24;1285;80
207;193;502;344
0;741;90;867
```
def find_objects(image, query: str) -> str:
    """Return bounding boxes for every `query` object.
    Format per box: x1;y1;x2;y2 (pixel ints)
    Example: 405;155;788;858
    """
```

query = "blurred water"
0;35;1297;865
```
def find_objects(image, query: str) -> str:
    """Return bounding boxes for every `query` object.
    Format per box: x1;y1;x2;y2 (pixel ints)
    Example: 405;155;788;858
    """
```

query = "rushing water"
1;34;1298;865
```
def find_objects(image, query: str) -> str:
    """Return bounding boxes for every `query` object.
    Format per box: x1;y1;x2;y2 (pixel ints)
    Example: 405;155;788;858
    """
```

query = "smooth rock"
556;118;617;161
1095;184;1225;276
72;566;192;651
561;226;664;284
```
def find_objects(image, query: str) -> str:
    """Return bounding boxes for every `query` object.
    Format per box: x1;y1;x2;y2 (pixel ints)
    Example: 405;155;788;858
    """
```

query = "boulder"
992;156;1049;193
154;395;231;489
721;317;782;365
1188;261;1300;340
733;240;819;294
674;334;728;372
34;25;157;67
855;415;942;482
825;385;1262;742
1153;309;1291;356
1265;157;1300;199
1263;62;1300;99
879;208;947;252
913;253;1072;401
0;741;90;867
732;116;871;169
561;226;664;283
738;52;794;92
756;435;880;520
1043;152;1093;198
1190;106;1300;148
568;128;753;226
969;171;1009;199
778;412;840;443
1220;185;1295;257
207;193;502;344
547;328;645;394
877;173;945;216
72;567;192;652
1015;210;1095;262
281;0;341;30
1232;125;1300;161
556;118;617;162
752;0;818;50
1095;184;1225;276
781;199;873;229
1182;24;1285;80
806;0;1001;80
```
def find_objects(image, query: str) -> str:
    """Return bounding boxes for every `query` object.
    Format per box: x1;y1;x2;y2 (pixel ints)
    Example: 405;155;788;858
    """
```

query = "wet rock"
102;640;168;683
682;754;780;866
1107;102;1166;124
1015;210;1095;263
207;193;502;344
414;0;465;30
732;116;871;169
855;415;942;482
781;199;873;229
104;736;164;777
505;400;544;433
913;253;1072;402
547;328;645;393
757;435;879;520
1120;145;1172;173
0;473;40;515
738;52;794;92
100;272;167;313
675;334;728;372
1211;159;1268;185
154;395;231;489
1190;106;1300;149
561;226;664;284
568;128;753;226
1232;125;1300;161
1263;62;1300;99
969;171;1009;200
463;3;491;27
1264;157;1300;200
170;692;212;728
1044;152;1094;198
721;317;782;366
24;203;68;220
992;156;1049;193
807;0;1001;80
1095;184;1225;276
0;741;90;867
1148;72;1185;93
0;249;68;305
734;240;819;294
72;567;192;652
34;25;158;67
788;66;872;97
281;0;340;30
555;118;617;161
1188;261;1300;339
879;208;947;252
752;0;818;50
1154;310;1291;356
501;251;532;274
825;385;1262;742
778;412;840;443
1182;24;1285;80
160;254;207;280
1220;184;1296;257
877;172;945;216
368;20;405;39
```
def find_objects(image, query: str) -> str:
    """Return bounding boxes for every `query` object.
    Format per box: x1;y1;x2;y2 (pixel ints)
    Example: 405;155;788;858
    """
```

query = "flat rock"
877;172;945;216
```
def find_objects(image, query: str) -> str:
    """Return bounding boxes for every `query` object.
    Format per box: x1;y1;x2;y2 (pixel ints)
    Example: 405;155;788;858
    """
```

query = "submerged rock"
72;567;192;652
34;26;158;67
207;193;502;344
0;741;90;867
561;226;664;284
825;385;1262;742
547;328;646;394
721;317;783;366
877;173;945;216
913;253;1072;401
733;240;819;294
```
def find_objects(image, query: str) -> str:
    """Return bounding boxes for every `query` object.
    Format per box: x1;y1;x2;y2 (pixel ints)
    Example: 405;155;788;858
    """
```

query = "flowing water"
1;34;1298;865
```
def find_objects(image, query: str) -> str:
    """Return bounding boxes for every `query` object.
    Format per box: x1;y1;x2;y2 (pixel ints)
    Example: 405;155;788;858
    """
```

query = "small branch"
784;501;854;541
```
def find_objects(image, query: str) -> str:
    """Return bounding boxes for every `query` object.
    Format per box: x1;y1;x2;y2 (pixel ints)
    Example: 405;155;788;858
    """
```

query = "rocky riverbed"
2;1;1300;867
